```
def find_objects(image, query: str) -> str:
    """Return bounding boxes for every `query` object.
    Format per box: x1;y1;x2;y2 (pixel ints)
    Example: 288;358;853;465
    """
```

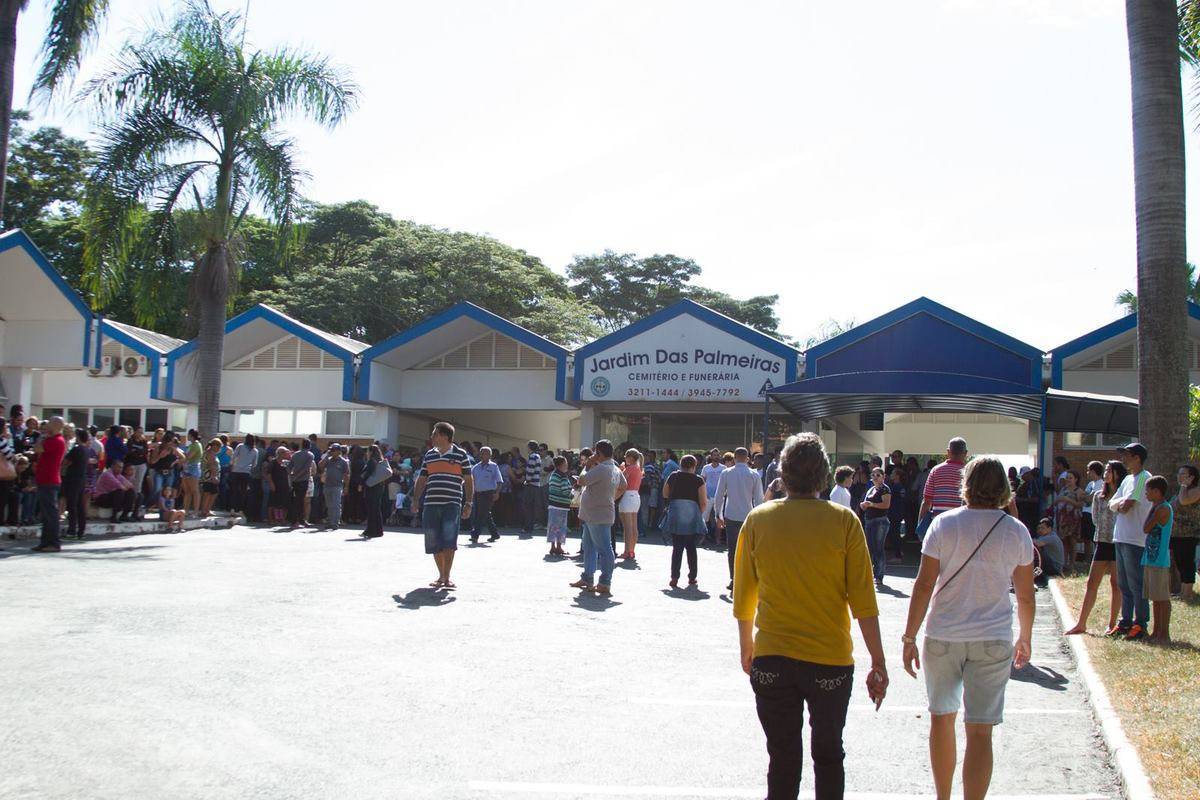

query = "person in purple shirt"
103;425;127;467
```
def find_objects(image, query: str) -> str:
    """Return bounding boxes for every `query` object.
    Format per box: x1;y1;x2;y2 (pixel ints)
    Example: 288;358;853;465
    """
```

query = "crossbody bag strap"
933;511;1006;599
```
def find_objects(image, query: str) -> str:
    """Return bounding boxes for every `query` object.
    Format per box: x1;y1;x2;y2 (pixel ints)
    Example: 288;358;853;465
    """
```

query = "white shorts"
923;638;1014;725
618;491;641;513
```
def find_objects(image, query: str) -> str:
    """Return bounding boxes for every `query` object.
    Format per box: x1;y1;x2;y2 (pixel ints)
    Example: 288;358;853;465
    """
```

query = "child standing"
547;456;572;556
1141;475;1173;644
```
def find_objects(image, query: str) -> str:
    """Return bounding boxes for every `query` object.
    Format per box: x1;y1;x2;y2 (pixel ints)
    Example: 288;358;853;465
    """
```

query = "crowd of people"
6;405;1198;799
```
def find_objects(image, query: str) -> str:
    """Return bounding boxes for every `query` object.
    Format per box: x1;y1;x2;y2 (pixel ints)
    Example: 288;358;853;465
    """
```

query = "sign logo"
757;378;775;397
590;376;611;397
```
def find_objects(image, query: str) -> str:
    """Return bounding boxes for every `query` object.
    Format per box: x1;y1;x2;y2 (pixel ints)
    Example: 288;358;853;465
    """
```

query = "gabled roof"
571;299;800;400
360;301;568;362
1049;302;1200;387
804;296;1044;389
0;229;94;366
168;304;369;360
101;318;185;356
0;229;92;320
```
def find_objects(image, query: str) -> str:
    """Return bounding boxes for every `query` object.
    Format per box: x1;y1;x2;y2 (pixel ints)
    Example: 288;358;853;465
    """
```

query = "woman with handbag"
901;456;1036;800
360;444;392;539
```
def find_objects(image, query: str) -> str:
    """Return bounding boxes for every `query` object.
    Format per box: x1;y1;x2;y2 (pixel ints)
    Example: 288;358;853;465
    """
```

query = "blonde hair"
624;448;644;466
962;456;1011;508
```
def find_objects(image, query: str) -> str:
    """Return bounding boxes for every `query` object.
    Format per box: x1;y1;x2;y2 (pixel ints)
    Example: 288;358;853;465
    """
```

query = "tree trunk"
195;244;230;438
0;0;21;226
1126;1;1189;476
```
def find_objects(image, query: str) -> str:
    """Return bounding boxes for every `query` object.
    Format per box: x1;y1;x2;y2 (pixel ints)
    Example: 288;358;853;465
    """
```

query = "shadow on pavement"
393;588;457;609
571;592;622;611
875;583;910;599
0;544;165;560
1010;663;1069;690
661;587;711;601
616;559;641;571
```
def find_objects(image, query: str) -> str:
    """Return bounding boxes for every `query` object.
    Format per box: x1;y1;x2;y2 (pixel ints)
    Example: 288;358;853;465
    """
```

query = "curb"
1049;579;1156;800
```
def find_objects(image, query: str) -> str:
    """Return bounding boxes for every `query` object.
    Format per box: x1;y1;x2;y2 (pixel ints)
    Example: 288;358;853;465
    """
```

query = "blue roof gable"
805;297;1044;390
572;299;800;401
355;301;571;404
1049;302;1200;388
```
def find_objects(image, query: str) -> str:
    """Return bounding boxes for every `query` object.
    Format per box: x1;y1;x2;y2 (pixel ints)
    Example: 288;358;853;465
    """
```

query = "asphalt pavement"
0;523;1123;800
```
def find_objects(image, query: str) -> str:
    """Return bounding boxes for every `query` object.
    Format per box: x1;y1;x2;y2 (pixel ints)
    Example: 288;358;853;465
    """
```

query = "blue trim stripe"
356;301;571;404
165;304;360;402
804;297;1045;388
99;319;167;400
571;299;800;402
1048;302;1200;388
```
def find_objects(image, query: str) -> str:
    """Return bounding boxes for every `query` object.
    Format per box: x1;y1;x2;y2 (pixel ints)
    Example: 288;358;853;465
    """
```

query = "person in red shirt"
32;416;67;552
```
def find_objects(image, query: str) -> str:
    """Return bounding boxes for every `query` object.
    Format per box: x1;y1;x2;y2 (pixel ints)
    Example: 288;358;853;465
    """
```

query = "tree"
82;0;356;436
803;318;857;351
1125;0;1189;474
248;217;601;346
3;109;91;230
1114;261;1200;313
0;0;109;222
566;250;786;339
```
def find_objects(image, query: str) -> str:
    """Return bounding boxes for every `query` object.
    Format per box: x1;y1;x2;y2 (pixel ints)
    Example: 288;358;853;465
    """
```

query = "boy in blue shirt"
1142;476;1173;644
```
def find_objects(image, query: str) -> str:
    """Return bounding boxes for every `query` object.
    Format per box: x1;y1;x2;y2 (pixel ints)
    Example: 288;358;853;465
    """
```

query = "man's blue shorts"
423;503;461;554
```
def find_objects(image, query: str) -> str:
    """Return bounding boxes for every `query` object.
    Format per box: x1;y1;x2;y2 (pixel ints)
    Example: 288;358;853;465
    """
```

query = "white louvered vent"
493;335;519;368
519;345;546;369
229;335;342;370
416;332;553;370
252;350;274;369
230;357;253;370
1077;356;1105;371
298;340;324;369
274;336;299;368
469;336;493;367
1105;344;1136;370
442;345;469;369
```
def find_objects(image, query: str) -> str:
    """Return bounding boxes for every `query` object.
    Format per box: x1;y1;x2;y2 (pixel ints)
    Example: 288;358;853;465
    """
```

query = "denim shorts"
183;463;201;479
923;637;1014;724
423;503;462;554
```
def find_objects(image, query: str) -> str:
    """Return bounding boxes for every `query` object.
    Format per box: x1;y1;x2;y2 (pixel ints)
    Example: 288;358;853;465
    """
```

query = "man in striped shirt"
411;422;474;589
520;440;542;535
917;437;968;538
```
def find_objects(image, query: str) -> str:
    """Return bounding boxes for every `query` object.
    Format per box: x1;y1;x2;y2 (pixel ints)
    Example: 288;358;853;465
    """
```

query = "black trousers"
670;534;698;581
289;480;308;525
63;480;87;536
230;472;250;512
471;490;498;537
724;519;744;581
95;488;136;518
363;483;385;538
1173;536;1198;584
750;655;854;800
0;479;14;525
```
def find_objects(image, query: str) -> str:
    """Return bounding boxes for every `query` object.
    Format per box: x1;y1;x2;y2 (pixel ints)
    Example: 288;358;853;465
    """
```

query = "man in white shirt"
229;434;258;514
1109;442;1152;640
830;465;854;509
715;447;765;591
701;449;726;539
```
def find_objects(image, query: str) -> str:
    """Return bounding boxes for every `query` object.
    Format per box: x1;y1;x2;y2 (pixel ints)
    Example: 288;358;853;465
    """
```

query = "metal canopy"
768;372;1140;437
1043;388;1138;436
767;371;1044;421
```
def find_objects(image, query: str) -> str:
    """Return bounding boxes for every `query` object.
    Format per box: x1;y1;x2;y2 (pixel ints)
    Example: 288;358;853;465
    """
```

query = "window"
295;409;323;436
325;410;351;436
239;409;265;434
39;407;64;419
144;409;169;431
119;408;142;428
67;408;89;428
1064;432;1128;449
219;409;237;432
266;409;294;434
170;407;188;432
353;410;375;436
93;408;116;430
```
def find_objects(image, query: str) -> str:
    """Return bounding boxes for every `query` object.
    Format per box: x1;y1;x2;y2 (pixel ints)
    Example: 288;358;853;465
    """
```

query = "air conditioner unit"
123;355;150;377
100;355;119;376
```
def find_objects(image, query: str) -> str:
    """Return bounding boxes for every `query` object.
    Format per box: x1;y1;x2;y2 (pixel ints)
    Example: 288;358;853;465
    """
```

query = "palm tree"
0;0;109;223
1125;0;1189;475
82;0;356;436
1114;261;1200;314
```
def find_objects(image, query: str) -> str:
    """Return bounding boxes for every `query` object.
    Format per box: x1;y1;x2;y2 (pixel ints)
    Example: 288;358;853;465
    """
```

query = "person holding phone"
733;433;887;800
902;456;1036;800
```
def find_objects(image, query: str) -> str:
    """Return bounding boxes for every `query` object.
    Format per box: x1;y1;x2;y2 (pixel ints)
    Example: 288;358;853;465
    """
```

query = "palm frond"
253;48;358;127
30;0;109;102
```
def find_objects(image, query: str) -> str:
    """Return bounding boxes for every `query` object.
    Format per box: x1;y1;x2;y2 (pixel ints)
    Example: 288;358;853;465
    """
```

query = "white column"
0;367;35;411
578;405;599;449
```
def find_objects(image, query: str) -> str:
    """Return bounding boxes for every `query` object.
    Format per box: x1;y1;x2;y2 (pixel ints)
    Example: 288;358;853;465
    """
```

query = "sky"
12;0;1200;350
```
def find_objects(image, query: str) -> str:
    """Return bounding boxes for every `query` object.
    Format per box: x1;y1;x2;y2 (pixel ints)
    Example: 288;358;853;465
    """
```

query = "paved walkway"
0;524;1122;800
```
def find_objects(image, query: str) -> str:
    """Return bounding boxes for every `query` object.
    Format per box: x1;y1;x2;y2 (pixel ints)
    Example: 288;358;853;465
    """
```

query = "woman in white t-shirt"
901;456;1036;800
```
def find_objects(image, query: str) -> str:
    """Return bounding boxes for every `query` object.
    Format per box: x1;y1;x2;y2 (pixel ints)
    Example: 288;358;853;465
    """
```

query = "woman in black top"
347;445;366;524
150;434;181;514
125;427;149;520
63;429;92;539
861;467;892;587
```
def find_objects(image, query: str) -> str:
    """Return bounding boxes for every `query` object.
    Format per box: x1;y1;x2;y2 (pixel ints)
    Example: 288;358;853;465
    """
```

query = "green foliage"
30;0;110;101
247;212;602;345
803;318;857;350
1115;261;1200;314
3;110;92;231
1190;384;1200;462
565;250;786;340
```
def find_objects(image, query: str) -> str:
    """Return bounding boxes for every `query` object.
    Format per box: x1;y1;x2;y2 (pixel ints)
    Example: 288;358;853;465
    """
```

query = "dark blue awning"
767;372;1139;436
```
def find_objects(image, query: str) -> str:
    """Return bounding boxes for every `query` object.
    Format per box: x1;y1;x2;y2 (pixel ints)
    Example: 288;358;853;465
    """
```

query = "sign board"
578;314;790;402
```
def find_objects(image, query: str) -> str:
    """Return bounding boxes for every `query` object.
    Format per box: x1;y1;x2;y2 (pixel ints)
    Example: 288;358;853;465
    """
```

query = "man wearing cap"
319;444;351;531
1109;442;1153;640
917;437;968;537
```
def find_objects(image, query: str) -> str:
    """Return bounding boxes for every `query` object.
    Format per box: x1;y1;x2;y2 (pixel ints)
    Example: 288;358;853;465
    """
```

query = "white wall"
1062;370;1139;397
34;369;175;409
1;320;86;368
883;417;1029;457
389;369;569;411
220;369;358;409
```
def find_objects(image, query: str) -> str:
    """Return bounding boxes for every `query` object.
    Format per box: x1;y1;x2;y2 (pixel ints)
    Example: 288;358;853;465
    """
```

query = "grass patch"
1056;576;1200;800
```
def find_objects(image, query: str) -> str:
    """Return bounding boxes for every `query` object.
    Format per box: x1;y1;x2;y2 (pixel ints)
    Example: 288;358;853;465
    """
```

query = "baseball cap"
329;442;343;451
1018;466;1031;476
1117;442;1148;461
